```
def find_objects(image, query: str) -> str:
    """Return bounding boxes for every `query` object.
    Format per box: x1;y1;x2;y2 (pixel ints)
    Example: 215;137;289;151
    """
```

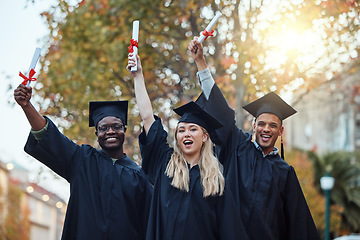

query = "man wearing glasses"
14;84;153;240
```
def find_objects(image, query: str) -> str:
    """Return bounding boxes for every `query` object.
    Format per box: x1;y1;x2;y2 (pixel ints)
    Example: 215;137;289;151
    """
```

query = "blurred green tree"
287;150;344;239
308;150;360;232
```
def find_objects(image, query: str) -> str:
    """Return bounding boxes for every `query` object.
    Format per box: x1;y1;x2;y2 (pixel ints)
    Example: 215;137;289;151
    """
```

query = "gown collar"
253;141;279;157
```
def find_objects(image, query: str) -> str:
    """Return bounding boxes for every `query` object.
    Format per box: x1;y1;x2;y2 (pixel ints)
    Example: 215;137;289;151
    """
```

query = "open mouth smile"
260;134;271;142
183;140;193;148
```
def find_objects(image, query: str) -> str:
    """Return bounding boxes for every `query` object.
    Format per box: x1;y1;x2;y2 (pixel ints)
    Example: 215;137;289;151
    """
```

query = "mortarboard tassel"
281;136;285;160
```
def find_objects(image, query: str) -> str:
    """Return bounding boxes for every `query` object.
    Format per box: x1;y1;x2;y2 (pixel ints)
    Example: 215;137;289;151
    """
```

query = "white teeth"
107;137;117;141
184;140;193;144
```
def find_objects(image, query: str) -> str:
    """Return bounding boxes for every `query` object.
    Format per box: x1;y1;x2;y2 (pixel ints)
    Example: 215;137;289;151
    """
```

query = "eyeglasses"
97;124;125;133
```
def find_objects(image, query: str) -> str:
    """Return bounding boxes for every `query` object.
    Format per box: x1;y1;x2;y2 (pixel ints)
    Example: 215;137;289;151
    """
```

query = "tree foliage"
302;0;360;90
17;0;360;233
23;0;360;162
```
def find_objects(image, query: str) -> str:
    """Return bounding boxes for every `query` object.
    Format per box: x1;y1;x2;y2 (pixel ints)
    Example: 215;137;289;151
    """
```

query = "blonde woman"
127;54;247;240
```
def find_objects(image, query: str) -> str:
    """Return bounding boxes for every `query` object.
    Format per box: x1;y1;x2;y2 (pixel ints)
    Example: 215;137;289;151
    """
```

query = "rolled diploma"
198;11;222;43
26;48;41;86
130;20;139;72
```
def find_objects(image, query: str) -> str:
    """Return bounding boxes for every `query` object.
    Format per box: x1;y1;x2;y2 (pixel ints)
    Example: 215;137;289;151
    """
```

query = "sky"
0;0;70;201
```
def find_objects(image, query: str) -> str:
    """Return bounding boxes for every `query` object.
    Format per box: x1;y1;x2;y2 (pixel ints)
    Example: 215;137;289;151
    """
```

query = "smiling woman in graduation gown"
139;115;245;240
188;38;321;240
127;54;248;240
14;84;153;240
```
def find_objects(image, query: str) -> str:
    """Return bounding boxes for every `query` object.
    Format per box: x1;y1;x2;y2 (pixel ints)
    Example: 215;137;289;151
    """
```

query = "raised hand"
127;52;154;134
188;37;207;71
14;83;46;131
126;53;143;78
14;84;32;108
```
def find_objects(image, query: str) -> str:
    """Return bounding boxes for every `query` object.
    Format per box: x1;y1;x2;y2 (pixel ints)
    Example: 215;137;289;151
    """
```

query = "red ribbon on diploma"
202;30;214;41
128;39;138;53
19;68;37;85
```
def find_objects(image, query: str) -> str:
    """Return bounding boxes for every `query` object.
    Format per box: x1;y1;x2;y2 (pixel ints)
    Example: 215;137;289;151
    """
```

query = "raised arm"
14;84;47;131
188;37;214;100
15;84;79;180
188;37;208;71
188;38;237;146
127;53;155;134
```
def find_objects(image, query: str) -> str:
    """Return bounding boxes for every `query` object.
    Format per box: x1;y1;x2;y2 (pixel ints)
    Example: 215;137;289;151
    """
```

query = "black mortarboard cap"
89;101;128;127
242;92;297;121
173;101;223;133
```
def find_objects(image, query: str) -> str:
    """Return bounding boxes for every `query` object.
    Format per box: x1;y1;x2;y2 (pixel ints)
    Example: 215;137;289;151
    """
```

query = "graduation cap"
89;101;128;127
242;92;297;121
173;101;223;133
242;92;296;160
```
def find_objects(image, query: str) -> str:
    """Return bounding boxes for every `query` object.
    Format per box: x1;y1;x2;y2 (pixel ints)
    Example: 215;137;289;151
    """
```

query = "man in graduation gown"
188;38;321;240
14;84;153;240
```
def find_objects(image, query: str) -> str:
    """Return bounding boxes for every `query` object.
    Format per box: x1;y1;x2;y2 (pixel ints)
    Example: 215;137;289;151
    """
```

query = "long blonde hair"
165;125;225;197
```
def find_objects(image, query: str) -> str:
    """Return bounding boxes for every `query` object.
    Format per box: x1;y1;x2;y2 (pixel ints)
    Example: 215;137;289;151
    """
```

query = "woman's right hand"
126;53;143;78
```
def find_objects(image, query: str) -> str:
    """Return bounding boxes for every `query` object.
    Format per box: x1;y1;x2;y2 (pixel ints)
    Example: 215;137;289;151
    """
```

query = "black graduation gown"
139;117;248;240
24;117;153;240
195;84;321;240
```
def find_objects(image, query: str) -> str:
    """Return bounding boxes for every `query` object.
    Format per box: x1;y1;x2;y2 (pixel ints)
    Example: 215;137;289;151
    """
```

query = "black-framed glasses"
97;124;125;133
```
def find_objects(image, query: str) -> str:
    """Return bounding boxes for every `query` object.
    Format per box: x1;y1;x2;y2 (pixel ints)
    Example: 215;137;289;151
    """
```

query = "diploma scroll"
130;20;139;72
198;11;222;43
19;47;41;86
26;48;41;86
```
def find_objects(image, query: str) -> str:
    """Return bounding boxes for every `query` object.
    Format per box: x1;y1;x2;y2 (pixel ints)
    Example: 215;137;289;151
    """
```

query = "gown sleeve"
195;69;249;146
195;69;249;166
284;167;321;240
24;116;82;182
139;116;173;184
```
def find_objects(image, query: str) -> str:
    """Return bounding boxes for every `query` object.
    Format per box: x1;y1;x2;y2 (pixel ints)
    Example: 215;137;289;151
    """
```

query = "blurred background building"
0;159;66;240
286;65;360;154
